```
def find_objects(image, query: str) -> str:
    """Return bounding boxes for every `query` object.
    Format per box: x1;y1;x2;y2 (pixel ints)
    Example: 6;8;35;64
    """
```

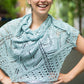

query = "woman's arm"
0;69;12;84
53;56;84;84
0;69;25;84
75;34;84;54
53;34;84;84
0;69;6;81
68;34;84;79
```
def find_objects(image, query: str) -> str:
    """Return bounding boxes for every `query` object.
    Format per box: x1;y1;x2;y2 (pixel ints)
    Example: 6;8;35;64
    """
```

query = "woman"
0;0;84;84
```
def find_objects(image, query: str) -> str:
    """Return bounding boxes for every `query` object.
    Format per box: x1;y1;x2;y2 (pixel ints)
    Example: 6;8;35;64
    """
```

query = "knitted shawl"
0;14;79;83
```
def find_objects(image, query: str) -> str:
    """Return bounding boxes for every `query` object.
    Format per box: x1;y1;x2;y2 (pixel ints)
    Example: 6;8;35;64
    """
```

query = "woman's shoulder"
50;15;79;35
0;14;30;29
0;17;22;38
0;14;30;37
50;15;80;47
51;16;70;32
0;17;22;29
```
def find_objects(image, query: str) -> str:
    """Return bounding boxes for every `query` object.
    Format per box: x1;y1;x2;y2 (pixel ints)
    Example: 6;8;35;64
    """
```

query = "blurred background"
0;0;84;84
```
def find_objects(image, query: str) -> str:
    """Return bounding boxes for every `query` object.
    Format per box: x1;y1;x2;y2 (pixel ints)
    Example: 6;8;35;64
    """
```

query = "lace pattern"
0;14;79;82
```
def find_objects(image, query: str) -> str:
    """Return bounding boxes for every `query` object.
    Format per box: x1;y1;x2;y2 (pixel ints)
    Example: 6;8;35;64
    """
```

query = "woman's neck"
30;12;48;30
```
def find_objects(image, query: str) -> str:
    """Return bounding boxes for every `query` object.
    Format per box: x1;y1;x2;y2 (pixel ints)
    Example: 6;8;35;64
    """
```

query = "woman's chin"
37;11;48;16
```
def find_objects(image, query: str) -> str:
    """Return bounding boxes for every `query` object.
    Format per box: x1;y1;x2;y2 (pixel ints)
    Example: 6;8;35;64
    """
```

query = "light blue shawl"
0;14;79;83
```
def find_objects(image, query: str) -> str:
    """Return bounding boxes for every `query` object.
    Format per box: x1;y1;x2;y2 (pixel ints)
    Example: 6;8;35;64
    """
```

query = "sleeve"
66;23;80;47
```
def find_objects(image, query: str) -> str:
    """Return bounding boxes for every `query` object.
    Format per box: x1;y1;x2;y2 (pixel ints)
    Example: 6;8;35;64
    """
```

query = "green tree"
59;0;84;35
0;0;19;18
76;0;84;35
59;0;76;26
48;0;57;18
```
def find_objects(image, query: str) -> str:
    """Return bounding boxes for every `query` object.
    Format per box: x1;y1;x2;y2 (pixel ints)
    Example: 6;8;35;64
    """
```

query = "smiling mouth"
37;4;48;8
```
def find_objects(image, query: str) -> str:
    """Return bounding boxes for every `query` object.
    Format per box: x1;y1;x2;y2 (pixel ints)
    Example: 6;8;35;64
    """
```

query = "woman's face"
28;0;53;16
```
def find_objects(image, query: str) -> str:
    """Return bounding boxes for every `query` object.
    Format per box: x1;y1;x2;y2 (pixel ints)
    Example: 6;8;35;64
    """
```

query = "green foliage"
59;3;69;22
59;0;76;26
59;0;84;35
48;0;56;18
0;0;20;18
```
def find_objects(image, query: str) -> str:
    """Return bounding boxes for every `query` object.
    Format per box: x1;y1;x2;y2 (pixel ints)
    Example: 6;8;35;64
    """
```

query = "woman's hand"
1;76;26;84
53;73;73;84
1;76;12;84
